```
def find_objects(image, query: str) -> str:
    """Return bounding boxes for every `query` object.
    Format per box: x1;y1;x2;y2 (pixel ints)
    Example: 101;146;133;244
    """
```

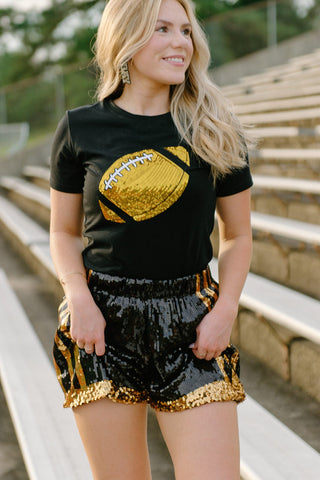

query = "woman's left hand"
189;300;238;361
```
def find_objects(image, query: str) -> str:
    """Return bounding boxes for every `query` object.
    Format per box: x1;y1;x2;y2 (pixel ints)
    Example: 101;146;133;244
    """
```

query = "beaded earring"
120;62;131;84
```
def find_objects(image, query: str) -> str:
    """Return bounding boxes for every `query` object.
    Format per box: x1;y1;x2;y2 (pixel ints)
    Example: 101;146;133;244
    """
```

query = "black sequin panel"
53;267;245;409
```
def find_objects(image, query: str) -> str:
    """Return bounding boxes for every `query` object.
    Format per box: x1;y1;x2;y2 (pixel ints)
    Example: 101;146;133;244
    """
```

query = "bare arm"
50;188;106;355
216;188;252;310
191;188;252;360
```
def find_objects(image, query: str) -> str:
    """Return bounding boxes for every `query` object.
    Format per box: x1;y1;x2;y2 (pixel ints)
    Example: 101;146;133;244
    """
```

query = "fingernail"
188;343;195;348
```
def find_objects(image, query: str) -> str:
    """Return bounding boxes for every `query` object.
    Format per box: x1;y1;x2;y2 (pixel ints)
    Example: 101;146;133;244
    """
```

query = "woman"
50;0;252;479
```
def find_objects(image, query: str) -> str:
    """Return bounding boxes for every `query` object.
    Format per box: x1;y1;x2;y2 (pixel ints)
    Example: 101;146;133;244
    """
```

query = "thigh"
73;398;151;480
155;401;240;480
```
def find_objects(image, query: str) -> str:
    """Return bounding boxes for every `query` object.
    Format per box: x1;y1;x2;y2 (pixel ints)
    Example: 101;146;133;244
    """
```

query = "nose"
170;29;189;48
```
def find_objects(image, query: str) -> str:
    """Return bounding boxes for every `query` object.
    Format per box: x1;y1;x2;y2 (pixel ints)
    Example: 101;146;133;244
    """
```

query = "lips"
163;56;185;65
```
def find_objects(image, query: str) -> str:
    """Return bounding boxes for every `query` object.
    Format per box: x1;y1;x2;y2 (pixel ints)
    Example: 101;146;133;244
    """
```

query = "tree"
0;0;103;87
0;0;317;123
2;0;313;87
193;0;233;19
194;0;264;20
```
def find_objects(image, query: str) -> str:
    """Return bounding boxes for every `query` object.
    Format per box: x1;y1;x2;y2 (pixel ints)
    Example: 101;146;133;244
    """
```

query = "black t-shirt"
50;100;253;279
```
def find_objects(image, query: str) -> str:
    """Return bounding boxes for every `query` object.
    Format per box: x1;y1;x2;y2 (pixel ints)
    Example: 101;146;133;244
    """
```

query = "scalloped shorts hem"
53;266;246;411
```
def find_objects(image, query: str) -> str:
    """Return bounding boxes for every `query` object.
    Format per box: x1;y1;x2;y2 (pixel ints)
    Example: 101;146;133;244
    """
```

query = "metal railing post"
267;0;277;47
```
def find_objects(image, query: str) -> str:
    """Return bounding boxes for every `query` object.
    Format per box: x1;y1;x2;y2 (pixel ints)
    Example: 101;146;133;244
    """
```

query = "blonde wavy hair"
94;0;250;176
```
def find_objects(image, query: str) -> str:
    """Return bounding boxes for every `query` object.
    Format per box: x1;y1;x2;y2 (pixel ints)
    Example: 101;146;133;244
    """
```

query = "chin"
169;78;186;87
160;74;187;86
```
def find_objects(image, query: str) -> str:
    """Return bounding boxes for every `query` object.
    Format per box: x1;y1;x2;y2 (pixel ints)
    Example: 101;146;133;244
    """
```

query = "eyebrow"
156;19;192;28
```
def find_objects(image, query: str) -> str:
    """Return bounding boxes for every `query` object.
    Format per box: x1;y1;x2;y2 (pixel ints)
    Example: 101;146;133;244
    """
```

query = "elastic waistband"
87;266;217;299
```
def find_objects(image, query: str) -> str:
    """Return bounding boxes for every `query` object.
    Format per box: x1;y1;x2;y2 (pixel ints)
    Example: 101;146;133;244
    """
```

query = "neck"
114;83;170;116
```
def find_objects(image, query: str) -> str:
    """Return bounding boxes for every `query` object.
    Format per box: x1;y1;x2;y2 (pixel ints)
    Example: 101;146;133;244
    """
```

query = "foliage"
207;0;315;67
0;0;319;132
0;0;103;87
1;0;318;87
193;0;233;19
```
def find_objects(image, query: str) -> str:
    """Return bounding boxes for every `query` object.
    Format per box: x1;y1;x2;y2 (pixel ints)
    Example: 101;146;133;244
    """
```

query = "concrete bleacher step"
238;60;320;90
209;258;320;346
252;147;320;161
239;107;320;128
251;175;320;225
247;49;320;76
238;395;320;480
1;265;320;480
209;258;320;404
23;165;50;189
0;195;60;297
0;195;49;247
239;62;320;90
222;49;320;96
211;209;320;298
229;83;320;105
251;211;320;247
251;211;320;299
223;68;320;98
288;48;320;65
250;147;320;179
0;175;50;227
0;269;92;480
250;125;320;149
252;174;320;194
235;94;320;115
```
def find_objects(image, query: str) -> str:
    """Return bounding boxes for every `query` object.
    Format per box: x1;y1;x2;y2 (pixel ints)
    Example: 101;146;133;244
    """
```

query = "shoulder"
215;156;253;198
67;101;105;124
63;101;116;142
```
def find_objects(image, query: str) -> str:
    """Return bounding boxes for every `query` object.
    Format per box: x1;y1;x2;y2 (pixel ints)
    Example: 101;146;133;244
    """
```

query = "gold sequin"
99;201;125;223
165;146;190;166
73;345;87;390
65;379;149;409
151;378;245;412
53;326;73;397
195;273;212;310
53;268;245;412
98;147;190;223
63;370;245;411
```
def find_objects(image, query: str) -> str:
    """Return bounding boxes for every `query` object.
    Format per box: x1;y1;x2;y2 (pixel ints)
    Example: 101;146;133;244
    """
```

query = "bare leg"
73;398;152;480
155;401;240;480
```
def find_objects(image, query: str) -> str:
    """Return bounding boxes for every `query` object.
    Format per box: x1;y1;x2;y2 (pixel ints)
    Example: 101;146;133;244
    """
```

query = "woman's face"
130;0;194;89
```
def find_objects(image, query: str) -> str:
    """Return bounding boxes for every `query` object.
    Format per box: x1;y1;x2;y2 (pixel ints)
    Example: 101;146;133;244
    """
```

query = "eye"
182;28;192;37
157;26;167;33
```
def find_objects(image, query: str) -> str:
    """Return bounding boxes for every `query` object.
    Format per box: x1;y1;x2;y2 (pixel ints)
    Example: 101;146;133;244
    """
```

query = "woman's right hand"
68;292;106;356
50;189;106;355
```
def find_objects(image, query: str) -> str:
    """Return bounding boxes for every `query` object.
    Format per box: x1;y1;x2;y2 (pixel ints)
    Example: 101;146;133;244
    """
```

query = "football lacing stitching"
104;152;154;191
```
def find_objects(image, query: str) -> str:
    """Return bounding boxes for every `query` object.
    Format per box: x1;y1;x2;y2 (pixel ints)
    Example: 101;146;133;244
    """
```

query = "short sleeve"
50;112;84;193
215;153;253;197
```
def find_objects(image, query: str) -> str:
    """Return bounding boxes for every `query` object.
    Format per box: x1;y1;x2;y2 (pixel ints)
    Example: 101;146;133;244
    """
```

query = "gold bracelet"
60;271;86;286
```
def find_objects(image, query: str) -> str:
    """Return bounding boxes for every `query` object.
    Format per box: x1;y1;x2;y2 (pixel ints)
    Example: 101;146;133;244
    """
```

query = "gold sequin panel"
98;147;190;223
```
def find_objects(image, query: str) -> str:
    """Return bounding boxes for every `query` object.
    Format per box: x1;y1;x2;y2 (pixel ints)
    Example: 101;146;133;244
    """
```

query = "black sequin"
53;267;245;409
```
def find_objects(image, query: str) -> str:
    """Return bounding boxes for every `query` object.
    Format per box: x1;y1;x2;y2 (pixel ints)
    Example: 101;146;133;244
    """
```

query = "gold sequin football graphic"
99;147;190;223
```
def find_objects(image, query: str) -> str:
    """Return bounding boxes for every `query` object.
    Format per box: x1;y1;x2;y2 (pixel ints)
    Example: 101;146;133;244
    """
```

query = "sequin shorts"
53;266;245;410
